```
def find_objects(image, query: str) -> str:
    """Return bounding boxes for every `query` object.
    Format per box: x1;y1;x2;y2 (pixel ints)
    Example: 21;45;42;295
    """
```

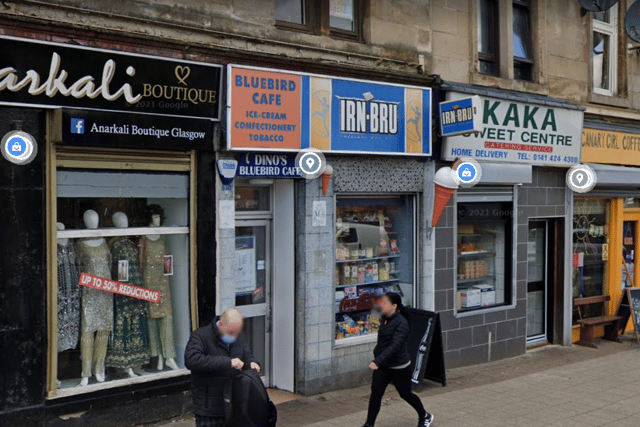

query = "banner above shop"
582;128;640;166
236;152;302;178
57;108;213;150
0;36;222;120
442;93;583;167
227;65;432;156
439;96;482;137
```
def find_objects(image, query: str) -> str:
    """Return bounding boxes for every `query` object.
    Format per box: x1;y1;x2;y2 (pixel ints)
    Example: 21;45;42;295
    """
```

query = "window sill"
333;333;377;348
454;303;516;318
588;91;630;109
471;73;549;96
48;368;190;399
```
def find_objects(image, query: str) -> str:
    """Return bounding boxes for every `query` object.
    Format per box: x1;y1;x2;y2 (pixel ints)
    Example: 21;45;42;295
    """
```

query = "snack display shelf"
457;275;495;285
336;279;400;289
458;250;495;257
336;254;400;264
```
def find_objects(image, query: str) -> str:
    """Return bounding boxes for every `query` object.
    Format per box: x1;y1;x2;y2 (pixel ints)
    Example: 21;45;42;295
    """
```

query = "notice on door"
235;235;256;294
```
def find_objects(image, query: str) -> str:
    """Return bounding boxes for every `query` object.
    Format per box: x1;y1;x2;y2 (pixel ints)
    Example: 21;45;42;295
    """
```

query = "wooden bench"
574;295;622;348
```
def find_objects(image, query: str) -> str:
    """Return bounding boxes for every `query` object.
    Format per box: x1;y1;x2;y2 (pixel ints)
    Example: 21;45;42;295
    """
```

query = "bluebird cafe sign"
227;65;432;155
442;93;583;167
236;153;302;178
0;35;222;120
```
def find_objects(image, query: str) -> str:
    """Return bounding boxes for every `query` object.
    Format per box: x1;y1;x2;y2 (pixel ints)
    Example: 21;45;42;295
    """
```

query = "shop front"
437;85;584;367
0;35;221;426
574;123;640;342
223;64;435;394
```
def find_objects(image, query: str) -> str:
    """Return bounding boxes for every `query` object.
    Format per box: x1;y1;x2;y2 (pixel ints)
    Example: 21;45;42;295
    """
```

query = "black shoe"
361;424;373;427
418;412;434;427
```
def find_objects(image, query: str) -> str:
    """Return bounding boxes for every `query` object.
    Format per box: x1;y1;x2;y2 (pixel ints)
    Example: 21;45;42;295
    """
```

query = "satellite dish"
579;0;619;12
626;0;640;43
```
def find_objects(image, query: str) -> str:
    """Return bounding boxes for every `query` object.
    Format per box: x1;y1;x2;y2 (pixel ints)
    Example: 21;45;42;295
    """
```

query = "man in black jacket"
185;308;260;427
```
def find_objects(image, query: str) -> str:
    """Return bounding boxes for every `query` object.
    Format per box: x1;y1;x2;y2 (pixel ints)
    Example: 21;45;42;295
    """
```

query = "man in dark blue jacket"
185;308;260;427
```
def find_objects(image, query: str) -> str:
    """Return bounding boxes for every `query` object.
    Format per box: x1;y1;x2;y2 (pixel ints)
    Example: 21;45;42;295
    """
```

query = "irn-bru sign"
227;65;432;155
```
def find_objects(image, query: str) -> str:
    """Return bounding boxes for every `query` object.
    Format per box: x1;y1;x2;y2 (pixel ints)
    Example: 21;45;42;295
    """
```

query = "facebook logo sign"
71;118;85;134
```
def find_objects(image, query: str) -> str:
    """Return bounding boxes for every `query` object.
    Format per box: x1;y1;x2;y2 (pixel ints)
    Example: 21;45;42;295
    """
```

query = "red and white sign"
79;272;162;303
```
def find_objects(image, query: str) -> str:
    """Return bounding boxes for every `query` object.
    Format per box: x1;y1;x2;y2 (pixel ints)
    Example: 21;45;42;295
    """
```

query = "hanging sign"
79;272;162;303
0;35;222;119
228;65;432;156
442;93;583;166
439;96;482;137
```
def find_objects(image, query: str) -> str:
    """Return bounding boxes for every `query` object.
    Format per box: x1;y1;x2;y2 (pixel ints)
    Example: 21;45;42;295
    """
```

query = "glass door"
527;221;547;343
234;220;271;385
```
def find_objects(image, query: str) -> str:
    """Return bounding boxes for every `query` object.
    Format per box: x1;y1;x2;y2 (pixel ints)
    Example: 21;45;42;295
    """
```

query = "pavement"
149;335;640;427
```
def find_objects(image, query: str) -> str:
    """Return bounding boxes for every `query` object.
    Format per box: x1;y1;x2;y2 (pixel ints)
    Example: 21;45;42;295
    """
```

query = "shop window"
334;195;416;342
593;7;617;95
235;182;271;212
54;169;191;395
513;0;533;81
456;202;513;312
478;0;499;76
572;198;610;323
275;0;361;40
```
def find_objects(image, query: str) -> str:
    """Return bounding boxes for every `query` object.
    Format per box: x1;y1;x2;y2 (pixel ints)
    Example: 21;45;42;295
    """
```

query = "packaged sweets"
390;239;399;254
342;264;351;285
351;264;358;284
357;264;365;283
372;262;379;281
366;246;374;259
365;262;373;283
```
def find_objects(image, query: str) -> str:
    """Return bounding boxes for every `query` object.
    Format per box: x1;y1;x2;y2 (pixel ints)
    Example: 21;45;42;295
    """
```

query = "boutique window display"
334;195;416;342
455;202;513;312
53;169;191;393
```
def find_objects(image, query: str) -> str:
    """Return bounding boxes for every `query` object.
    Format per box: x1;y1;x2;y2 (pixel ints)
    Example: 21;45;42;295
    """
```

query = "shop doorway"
527;220;561;345
235;220;271;385
234;180;295;391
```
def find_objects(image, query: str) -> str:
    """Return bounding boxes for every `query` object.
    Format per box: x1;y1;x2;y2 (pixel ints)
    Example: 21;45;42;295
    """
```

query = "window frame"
46;146;198;399
592;6;618;96
512;0;534;81
275;0;363;42
478;0;500;76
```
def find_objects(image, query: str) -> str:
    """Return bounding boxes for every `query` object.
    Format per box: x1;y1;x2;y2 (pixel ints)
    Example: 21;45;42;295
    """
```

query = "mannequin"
106;212;150;378
139;204;178;371
57;222;80;388
75;210;114;386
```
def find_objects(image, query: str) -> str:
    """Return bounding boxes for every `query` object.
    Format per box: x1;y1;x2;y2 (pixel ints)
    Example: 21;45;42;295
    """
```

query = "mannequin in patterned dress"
106;212;150;378
76;210;114;386
57;222;80;388
139;204;178;371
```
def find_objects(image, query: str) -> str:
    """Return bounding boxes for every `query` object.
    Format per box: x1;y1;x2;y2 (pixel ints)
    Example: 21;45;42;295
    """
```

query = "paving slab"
150;336;640;427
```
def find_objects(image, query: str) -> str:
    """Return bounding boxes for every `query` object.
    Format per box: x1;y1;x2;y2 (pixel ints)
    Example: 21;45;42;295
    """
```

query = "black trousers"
366;366;427;426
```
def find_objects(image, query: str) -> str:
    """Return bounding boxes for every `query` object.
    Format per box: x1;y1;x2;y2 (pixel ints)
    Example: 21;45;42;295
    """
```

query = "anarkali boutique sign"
0;36;222;120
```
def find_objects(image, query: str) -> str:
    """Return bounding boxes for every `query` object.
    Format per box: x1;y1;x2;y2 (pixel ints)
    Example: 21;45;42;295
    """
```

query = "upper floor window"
593;7;618;95
275;0;360;40
513;0;533;81
478;0;499;76
477;0;535;82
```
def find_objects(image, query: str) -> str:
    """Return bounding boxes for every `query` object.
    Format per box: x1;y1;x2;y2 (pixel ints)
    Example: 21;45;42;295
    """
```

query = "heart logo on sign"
174;65;191;85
